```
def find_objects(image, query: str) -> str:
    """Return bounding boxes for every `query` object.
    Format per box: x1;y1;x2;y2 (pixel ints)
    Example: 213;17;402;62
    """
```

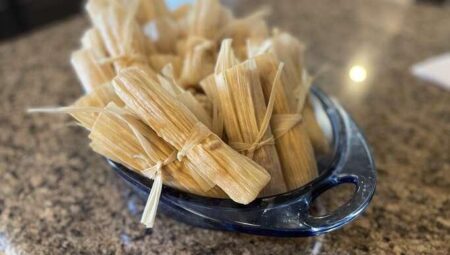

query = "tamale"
209;41;286;195
254;54;318;189
89;104;221;197
113;67;271;204
86;0;149;71
71;48;115;93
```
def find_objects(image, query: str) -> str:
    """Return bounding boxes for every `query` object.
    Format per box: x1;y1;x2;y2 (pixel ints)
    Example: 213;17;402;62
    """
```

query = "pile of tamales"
31;0;330;228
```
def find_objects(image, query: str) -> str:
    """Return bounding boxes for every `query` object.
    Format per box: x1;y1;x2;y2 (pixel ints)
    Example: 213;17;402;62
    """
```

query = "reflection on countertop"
0;0;449;254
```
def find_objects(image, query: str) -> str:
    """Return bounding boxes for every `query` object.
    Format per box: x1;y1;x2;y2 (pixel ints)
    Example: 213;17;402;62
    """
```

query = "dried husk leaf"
70;83;124;129
271;31;307;109
254;54;318;189
81;28;110;61
220;9;270;59
199;76;224;137
158;65;212;129
143;16;179;54
86;0;149;71
178;39;215;88
187;0;233;40
71;48;115;93
149;54;182;76
89;103;223;197
129;0;169;25
302;97;330;155
210;44;286;195
113;67;271;204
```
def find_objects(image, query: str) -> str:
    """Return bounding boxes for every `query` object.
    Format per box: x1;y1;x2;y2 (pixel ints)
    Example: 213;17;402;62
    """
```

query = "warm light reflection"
349;65;367;82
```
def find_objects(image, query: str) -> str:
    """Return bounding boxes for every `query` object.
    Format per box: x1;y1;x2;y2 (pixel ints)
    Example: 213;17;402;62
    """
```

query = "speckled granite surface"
0;0;449;254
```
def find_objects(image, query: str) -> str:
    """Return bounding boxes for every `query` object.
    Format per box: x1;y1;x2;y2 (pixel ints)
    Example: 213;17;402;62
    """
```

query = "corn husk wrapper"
303;97;330;155
172;3;191;21
158;65;213;129
81;28;111;61
199;39;238;137
88;104;222;197
220;9;270;59
71;48;115;93
127;0;169;25
208;42;286;195
200;77;224;137
149;54;182;76
187;0;233;40
113;67;271;204
86;0;149;71
70;83;124;129
254;54;318;189
143;16;179;54
178;38;215;88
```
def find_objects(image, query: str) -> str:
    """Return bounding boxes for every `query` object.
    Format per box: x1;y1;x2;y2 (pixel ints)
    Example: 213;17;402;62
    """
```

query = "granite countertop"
0;0;449;254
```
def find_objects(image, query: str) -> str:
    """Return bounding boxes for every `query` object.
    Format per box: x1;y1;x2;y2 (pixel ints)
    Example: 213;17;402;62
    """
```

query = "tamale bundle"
113;67;271;204
86;0;149;71
253;54;318;189
89;104;221;197
205;40;287;195
30;0;332;228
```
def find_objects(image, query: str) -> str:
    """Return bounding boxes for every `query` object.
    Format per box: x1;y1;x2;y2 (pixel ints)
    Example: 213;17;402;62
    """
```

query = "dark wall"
0;0;83;40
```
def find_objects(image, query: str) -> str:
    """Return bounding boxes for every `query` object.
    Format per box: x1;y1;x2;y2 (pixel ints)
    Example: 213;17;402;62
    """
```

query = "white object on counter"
411;53;450;90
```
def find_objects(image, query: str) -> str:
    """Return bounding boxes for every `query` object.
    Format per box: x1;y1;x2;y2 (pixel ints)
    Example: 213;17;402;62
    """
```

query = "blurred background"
0;0;447;40
0;0;83;40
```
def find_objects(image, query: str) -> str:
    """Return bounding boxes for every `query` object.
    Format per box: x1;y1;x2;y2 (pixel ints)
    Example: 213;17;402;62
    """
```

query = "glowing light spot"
349;65;367;82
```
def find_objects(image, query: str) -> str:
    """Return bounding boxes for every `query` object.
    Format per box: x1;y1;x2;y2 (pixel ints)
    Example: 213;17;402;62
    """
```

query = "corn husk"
70;83;123;129
81;28;110;61
178;38;215;87
86;0;149;71
220;9;270;59
89;104;222;196
113;66;271;204
143;16;179;54
158;65;213;129
254;54;318;189
71;48;115;93
187;0;233;40
127;0;169;25
148;54;182;76
303;97;330;155
208;41;286;195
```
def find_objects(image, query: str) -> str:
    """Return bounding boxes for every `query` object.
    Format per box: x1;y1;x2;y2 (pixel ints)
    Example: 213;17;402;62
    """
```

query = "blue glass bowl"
109;87;376;237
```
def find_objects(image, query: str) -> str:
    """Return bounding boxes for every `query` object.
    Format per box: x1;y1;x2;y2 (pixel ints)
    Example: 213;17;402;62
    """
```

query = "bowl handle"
301;103;376;233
